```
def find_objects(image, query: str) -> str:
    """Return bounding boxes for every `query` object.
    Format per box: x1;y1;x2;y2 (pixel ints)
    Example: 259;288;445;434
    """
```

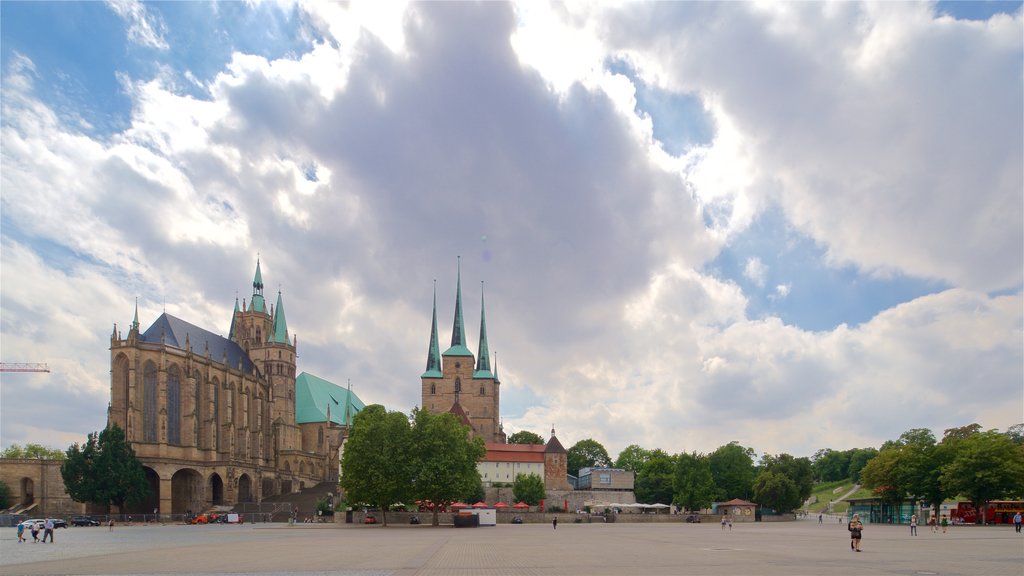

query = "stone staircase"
243;481;338;522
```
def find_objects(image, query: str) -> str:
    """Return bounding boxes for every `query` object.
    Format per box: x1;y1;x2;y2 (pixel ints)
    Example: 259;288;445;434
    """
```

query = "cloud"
743;257;767;287
106;0;169;50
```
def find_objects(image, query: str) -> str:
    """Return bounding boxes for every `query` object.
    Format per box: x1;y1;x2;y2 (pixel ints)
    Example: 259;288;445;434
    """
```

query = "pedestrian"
1013;512;1022;533
30;522;39;542
552;516;558;530
108;518;114;531
941;516;948;533
929;515;936;533
848;514;864;552
721;515;727;530
910;514;917;536
818;513;823;524
42;518;54;543
727;516;733;531
16;522;25;543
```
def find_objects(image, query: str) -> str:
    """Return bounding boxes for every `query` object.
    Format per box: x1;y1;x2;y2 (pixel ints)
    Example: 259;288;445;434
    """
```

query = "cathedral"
107;260;362;514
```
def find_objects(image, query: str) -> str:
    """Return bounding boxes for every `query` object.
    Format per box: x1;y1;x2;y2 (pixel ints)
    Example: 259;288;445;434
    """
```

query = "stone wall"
0;458;85;517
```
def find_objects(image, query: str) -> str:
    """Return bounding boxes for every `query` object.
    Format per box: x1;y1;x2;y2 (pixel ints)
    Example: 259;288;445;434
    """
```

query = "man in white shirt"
42;518;54;543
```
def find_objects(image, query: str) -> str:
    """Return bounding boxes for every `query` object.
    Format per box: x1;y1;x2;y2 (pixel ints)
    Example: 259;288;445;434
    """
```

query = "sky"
1;1;1021;462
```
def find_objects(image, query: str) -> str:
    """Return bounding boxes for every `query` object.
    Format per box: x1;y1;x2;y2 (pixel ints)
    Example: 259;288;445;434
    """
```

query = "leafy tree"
0;480;10;509
339;404;413;526
614;444;653;473
634;454;675;504
61;424;148;511
2;443;65;460
566;438;612;477
860;448;904;504
673;452;716;512
1004;423;1024;445
846;447;878;483
759;453;814;505
942;423;982;442
812;449;850;482
708;442;756;500
507;430;545;445
940;430;1024;524
512;473;546;506
752;470;800;513
409;408;486;526
464;473;486;504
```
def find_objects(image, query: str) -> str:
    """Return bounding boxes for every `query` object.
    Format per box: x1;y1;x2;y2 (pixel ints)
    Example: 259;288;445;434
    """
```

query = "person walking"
941;516;948;533
727;516;733;531
42;518;54;543
552;516;558;530
1013;512;1022;533
848;514;864;552
30;522;40;543
910;514;918;536
16;522;25;543
818;513;823;524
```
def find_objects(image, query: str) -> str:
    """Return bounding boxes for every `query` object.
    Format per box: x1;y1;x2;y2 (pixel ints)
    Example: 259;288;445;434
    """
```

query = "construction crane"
0;363;50;373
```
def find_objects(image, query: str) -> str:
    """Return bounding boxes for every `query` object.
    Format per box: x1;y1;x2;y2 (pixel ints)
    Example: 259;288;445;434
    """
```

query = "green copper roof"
473;283;493;378
250;259;266;313
228;297;239;339
444;257;473;357
295;372;365;425
253;259;264;290
422;283;443;378
269;291;289;343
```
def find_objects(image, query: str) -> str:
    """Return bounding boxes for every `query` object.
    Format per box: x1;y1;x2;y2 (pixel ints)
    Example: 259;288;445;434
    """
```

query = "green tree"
846;447;878;483
614;444;653;473
759;453;814;506
566;438;611;477
507;430;545;445
409;408;486;526
860;448;905;505
339;405;413;526
2;443;65;460
635;454;675;504
61;424;149;511
0;480;10;509
940;430;1024;525
1006;424;1024;445
673;452;716;512
942;423;982;442
512;473;545;506
708;442;756;501
811;448;850;482
752;470;801;513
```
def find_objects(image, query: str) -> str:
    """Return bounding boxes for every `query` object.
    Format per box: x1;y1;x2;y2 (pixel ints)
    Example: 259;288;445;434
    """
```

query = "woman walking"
848;514;864;552
910;514;918;536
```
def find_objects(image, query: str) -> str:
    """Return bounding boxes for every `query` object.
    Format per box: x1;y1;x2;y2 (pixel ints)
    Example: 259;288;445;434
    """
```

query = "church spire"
473;282;493;378
132;297;140;332
443;256;472;356
228;295;240;339
250;258;266;313
270;291;289;343
422;281;443;377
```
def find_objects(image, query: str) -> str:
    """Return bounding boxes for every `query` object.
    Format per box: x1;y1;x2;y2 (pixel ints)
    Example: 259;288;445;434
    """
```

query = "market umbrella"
513;502;529;509
472;502;488;509
450;502;468;509
493;502;510;509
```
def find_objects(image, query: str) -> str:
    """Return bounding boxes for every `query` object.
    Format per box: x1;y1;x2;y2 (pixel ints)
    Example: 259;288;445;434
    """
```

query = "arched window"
454;378;461;393
167;364;181;445
430;383;436;395
212;378;220;451
480;385;485;396
318;428;324;447
143;361;158;442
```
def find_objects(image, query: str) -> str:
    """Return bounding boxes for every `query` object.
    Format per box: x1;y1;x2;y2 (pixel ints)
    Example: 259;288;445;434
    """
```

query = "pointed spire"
473;282;493;378
250;258;266;313
132;297;140;332
270;291;289;343
422;281;443;377
444;256;473;357
228;295;240;340
493;351;500;383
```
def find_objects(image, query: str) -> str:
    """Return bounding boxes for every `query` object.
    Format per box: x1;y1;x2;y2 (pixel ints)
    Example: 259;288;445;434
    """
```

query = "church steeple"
270;291;289;343
132;297;140;332
228;295;240;339
250;258;266;313
443;256;472;357
422;281;443;378
473;282;492;378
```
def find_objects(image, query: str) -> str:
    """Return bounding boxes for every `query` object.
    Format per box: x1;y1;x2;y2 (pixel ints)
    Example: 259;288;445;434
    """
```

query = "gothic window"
480;386;485;396
454;378;461;393
167;365;181;445
318;428;324;447
256;328;261;341
143;361;157;442
430;383;436;395
212;379;220;451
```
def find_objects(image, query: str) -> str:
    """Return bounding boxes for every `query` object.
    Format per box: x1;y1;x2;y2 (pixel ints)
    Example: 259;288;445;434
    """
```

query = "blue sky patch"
935;1;1022;21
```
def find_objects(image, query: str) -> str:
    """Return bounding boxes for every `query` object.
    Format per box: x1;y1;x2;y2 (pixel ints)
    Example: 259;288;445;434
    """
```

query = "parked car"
363;514;377;524
71;516;100;527
19;519;44;529
49;518;68;529
686;514;702;523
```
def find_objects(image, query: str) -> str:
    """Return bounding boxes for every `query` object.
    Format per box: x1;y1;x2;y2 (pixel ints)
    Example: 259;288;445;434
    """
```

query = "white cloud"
106;0;169;50
743;257;767;287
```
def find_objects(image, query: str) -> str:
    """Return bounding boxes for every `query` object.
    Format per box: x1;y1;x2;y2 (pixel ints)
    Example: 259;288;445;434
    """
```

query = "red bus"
950;501;1024;524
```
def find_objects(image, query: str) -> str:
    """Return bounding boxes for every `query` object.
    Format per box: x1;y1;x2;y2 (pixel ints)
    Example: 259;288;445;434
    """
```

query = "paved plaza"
2;518;1021;576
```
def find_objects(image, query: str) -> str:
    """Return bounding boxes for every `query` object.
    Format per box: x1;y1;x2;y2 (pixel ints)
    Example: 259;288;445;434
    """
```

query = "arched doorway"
237;474;252;503
171;469;203;515
209;473;224;505
128;467;160;515
20;478;34;506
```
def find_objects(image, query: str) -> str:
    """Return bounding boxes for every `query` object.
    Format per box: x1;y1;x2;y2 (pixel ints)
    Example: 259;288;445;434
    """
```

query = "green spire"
132;297;140;331
422;281;443;377
473;282;493;378
228;295;240;339
444;256;472;356
270;291;289;344
250;258;266;313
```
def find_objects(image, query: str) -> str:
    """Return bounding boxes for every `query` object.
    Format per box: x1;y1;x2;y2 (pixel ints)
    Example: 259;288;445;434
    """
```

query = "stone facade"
0;459;85;517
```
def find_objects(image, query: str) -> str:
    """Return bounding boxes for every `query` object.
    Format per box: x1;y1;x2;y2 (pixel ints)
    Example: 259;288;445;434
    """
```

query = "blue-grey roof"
140;313;255;373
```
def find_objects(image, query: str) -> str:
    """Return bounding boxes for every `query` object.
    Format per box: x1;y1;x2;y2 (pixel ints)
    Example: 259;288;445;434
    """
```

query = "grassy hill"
803;480;872;513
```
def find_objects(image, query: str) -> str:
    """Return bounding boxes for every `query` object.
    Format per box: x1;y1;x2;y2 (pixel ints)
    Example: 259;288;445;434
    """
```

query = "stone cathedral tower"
420;260;505;443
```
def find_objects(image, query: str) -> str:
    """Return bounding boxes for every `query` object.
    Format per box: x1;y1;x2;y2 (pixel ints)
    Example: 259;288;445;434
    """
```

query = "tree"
512;473;545;506
759;453;814;506
339;405;414;526
942;423;982;442
0;480;10;509
507;430;545;445
2;443;65;460
708;442;756;501
752;470;801;513
940;430;1024;525
61;424;149;511
811;449;850;482
635;454;675;504
846;447;878;483
409;408;486;526
1004;424;1024;445
566;438;611;477
614;444;653;473
673;452;716;512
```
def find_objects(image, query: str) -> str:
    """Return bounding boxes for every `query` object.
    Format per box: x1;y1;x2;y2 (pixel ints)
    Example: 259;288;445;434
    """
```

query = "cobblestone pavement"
2;518;1021;576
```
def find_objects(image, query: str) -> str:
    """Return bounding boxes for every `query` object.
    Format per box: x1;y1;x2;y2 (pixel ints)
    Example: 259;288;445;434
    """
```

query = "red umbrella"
513;502;529;509
472;502;488;509
450;502;468;509
493;502;510;509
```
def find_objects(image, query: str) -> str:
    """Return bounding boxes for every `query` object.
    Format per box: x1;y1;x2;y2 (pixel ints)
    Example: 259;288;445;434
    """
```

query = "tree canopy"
410;408;486;525
512;473;545;506
507;430;545;445
2;443;65;460
634;453;675;504
673;452;716;512
339;404;414;526
708;442;756;501
940;429;1024;524
614;444;654;473
61;424;149;510
566;438;612;477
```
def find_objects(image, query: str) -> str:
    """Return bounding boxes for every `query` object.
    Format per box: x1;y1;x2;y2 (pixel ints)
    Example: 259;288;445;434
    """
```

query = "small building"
478;429;571;491
577;467;634;491
715;498;757;522
846;497;918;524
